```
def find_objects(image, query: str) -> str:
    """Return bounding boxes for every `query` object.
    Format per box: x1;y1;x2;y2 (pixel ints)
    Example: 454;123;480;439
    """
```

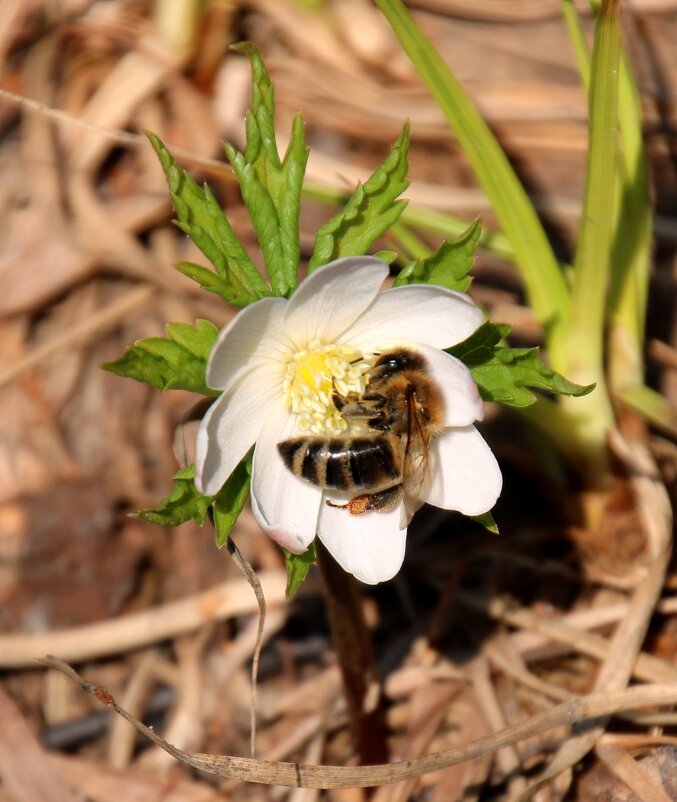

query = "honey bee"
277;348;445;521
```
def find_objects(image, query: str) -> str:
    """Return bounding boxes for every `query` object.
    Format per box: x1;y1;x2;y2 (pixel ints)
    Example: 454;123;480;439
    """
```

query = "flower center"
282;341;369;434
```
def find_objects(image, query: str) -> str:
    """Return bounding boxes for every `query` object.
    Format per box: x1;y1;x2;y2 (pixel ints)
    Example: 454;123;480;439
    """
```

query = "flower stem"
315;540;389;765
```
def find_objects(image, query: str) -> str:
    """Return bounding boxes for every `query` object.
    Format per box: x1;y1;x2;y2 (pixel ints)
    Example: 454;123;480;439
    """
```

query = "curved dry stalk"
40;656;677;790
225;538;267;758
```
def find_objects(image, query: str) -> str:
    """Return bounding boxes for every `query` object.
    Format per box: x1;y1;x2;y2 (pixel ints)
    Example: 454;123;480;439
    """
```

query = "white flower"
195;256;502;584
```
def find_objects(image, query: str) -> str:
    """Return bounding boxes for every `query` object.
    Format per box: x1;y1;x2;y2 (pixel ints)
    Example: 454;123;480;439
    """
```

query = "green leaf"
226;45;309;296
374;249;398;265
175;261;241;302
284;542;316;597
393;220;480;291
146;131;270;307
212;452;253;548
471;511;499;534
134;465;212;527
472;349;595;407
308;124;410;269
133;454;253;543
448;322;594;407
275;114;309;294
102;319;219;395
447;321;510;366
232;42;281;176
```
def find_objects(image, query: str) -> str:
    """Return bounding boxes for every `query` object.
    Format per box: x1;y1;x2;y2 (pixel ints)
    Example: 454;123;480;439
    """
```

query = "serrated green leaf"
165;319;219;360
447;321;511;366
308;124;410;269
394;220;480;291
175;261;238;301
232;42;281;175
471;511;499;534
225;47;308;297
102;319;219;395
212;452;253;548
448;323;594;407
275;114;308;294
133;454;252;543
225;144;287;286
146;131;270;307
471;348;595;407
284;542;316;597
134;465;212;527
374;249;398;264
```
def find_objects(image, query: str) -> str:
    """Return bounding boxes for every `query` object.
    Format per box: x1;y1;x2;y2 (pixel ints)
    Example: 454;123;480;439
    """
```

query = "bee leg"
331;379;364;415
337;400;385;424
331;380;349;412
362;393;387;409
325;484;403;515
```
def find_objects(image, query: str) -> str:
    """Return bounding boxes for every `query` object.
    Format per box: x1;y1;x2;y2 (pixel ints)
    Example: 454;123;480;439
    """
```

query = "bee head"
371;348;427;381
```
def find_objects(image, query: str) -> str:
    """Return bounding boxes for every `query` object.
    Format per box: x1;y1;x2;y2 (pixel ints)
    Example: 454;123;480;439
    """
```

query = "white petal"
426;425;502;515
411;342;484;426
318;498;407;585
250;403;323;553
284;257;389;346
195;368;280;496
250;492;316;554
339;284;483;352
206;297;292;392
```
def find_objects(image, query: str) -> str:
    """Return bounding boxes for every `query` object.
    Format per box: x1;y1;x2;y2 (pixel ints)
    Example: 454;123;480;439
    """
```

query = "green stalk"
606;50;652;393
389;221;432;260
560;0;620;473
564;0;651;394
562;0;591;90
374;0;570;364
400;205;515;262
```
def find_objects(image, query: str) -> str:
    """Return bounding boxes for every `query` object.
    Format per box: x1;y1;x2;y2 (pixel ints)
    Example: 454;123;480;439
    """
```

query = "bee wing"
400;389;433;526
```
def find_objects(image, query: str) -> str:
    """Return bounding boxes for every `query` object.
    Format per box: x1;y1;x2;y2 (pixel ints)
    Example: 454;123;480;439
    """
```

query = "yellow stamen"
282;341;369;434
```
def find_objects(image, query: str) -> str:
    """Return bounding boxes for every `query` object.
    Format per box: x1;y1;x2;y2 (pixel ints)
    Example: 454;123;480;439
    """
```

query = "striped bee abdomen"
277;436;402;492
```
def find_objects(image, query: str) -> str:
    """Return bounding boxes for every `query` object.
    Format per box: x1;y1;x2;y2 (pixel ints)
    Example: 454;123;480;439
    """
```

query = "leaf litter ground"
1;2;677;801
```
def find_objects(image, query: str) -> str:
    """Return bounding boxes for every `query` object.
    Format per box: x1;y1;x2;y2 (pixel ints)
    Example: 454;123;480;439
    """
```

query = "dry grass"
1;1;676;800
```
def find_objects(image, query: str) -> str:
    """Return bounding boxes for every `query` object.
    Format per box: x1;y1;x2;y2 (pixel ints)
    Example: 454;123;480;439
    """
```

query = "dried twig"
225;538;270;758
39;656;677;790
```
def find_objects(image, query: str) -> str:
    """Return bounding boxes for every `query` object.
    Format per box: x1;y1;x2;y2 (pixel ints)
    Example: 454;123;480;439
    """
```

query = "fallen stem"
40;656;677;790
